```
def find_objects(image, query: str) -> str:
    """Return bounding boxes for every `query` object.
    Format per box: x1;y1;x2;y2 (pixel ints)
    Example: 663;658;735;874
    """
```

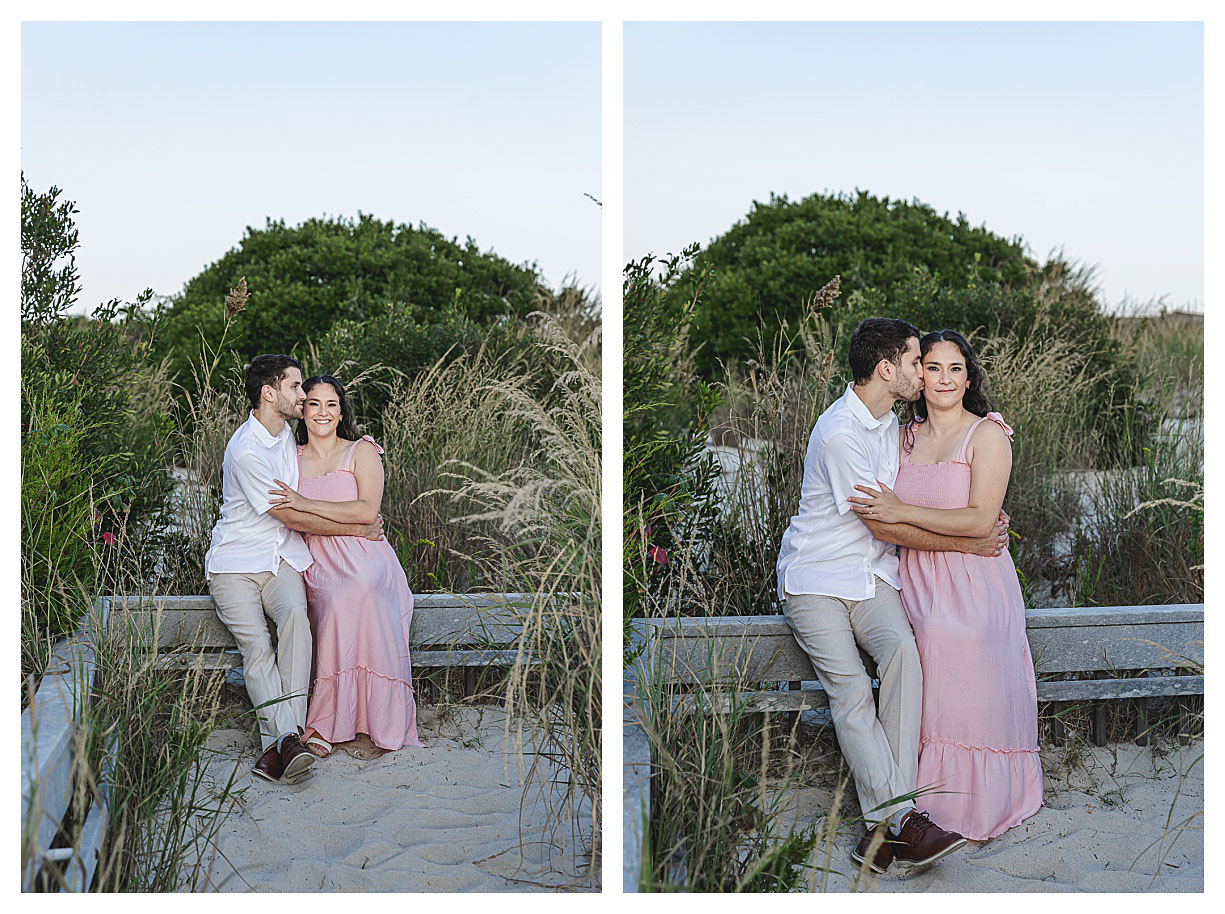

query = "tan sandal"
302;732;332;758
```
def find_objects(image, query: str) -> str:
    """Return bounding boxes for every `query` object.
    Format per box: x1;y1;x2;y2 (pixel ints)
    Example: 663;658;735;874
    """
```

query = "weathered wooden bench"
623;603;1203;891
107;592;534;695
22;591;542;892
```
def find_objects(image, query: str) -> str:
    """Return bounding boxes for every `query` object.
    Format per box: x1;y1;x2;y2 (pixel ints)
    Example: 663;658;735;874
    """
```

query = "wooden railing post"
1091;671;1109;747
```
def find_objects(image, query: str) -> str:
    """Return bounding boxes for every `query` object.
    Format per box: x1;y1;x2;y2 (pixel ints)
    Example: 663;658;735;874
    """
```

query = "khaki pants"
209;560;311;751
783;580;921;826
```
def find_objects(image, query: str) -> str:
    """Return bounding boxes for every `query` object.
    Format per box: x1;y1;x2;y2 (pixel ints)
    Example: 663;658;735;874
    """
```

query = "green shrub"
670;190;1031;375
21;176;177;686
20;380;109;689
153;214;546;385
623;248;721;639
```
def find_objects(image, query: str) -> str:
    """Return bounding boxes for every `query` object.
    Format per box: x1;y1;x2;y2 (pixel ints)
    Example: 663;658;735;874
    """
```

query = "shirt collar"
246;411;289;448
843;384;892;431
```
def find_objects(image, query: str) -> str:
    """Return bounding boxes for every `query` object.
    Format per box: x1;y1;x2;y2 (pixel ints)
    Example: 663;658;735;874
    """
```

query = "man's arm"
270;505;381;538
861;516;1007;556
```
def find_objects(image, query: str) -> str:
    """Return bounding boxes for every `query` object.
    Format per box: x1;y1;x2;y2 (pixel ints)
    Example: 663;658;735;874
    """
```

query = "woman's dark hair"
244;354;303;409
848;318;921;385
904;329;993;450
294;375;362;445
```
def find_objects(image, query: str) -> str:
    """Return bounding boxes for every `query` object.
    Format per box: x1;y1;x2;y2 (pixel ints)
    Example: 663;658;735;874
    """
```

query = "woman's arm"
268;440;385;525
849;422;1012;537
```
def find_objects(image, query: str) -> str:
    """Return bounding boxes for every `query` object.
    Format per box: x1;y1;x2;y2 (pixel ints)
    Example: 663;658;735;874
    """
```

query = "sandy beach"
786;738;1203;892
192;704;596;892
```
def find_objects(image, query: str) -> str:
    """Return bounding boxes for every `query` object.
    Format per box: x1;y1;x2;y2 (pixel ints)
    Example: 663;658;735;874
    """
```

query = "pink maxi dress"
892;413;1041;840
297;436;423;751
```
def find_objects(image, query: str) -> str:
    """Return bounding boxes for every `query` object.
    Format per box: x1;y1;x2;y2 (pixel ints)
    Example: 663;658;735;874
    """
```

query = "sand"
191;704;596;892
785;738;1203;893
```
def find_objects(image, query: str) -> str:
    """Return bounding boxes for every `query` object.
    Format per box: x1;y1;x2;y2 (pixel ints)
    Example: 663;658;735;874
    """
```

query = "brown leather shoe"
252;742;284;782
892;810;966;869
850;821;895;874
279;733;316;780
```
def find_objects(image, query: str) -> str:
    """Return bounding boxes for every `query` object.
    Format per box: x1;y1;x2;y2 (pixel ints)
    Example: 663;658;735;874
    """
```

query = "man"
205;354;383;782
775;319;1009;874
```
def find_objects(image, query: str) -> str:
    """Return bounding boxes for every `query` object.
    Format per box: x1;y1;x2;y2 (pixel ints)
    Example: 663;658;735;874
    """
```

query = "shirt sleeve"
232;451;281;516
819;432;881;516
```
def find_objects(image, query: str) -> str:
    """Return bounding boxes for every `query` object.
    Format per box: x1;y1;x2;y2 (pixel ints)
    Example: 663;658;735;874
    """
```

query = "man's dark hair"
244;354;303;409
848;318;921;385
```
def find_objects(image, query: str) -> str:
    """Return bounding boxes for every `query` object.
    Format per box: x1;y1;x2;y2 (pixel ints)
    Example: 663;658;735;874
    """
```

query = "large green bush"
671;190;1032;375
153;214;546;383
662;189;1146;458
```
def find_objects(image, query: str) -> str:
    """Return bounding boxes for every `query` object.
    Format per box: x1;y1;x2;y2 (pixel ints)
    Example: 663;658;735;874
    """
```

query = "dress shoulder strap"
956;412;1015;463
344;434;384;471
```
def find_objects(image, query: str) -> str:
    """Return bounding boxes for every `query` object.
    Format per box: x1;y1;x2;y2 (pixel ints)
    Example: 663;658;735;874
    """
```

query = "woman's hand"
269;479;311;513
848;481;910;524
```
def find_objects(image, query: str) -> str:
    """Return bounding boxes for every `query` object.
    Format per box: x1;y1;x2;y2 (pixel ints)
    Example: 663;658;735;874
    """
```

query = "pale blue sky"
626;21;1204;312
22;21;601;315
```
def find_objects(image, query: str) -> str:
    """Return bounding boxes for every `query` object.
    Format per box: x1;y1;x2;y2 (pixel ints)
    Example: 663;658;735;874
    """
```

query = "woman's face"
301;383;342;441
922;341;969;410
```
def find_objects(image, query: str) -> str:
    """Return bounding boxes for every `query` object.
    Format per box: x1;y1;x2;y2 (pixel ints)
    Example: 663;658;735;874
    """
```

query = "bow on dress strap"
984;412;1015;440
358;434;385;455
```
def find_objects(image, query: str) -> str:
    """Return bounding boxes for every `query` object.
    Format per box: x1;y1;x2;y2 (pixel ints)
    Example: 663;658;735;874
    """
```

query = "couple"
776;318;1041;874
204;354;423;783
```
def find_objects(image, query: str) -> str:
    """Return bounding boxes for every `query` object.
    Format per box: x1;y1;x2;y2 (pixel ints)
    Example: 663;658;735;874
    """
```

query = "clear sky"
22;21;601;315
626;21;1204;312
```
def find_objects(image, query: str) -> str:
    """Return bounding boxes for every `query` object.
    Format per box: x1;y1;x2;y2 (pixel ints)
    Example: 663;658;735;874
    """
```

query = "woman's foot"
301;729;332;758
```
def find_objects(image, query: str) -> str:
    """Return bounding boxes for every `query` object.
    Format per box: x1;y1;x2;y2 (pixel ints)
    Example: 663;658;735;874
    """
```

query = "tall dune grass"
440;312;602;885
22;538;242;891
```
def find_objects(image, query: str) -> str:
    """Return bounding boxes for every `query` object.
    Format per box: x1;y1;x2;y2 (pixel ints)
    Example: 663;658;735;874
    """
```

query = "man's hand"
967;514;1009;557
360;514;385;541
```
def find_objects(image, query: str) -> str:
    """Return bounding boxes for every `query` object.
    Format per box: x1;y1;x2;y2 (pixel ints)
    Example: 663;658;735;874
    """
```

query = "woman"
268;375;423;756
848;330;1041;841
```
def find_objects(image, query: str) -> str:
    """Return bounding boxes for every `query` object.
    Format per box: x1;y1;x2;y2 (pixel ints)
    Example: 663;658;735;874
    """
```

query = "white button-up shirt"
205;412;313;577
776;384;902;602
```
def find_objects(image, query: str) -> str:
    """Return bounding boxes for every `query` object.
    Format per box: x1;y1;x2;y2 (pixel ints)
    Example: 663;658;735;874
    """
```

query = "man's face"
887;336;924;403
269;368;305;420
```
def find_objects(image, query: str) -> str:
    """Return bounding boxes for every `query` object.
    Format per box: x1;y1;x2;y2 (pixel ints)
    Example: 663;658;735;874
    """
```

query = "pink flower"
641;524;653;540
93;512;102;524
101;532;117;546
648;546;668;565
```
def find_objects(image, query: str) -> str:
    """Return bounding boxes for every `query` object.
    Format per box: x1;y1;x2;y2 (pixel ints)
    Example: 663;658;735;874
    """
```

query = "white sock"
887;807;915;836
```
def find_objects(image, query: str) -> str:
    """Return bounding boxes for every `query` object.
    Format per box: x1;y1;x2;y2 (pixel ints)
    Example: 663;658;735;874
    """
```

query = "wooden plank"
1026;620;1203;674
675;674;1204;714
61;730;118;892
1036;675;1203;701
636;605;1203;684
106;593;539;652
412;649;522;668
1024;604;1204;628
153;648;525;671
20;601;105;891
103;592;573;612
623;664;652;893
